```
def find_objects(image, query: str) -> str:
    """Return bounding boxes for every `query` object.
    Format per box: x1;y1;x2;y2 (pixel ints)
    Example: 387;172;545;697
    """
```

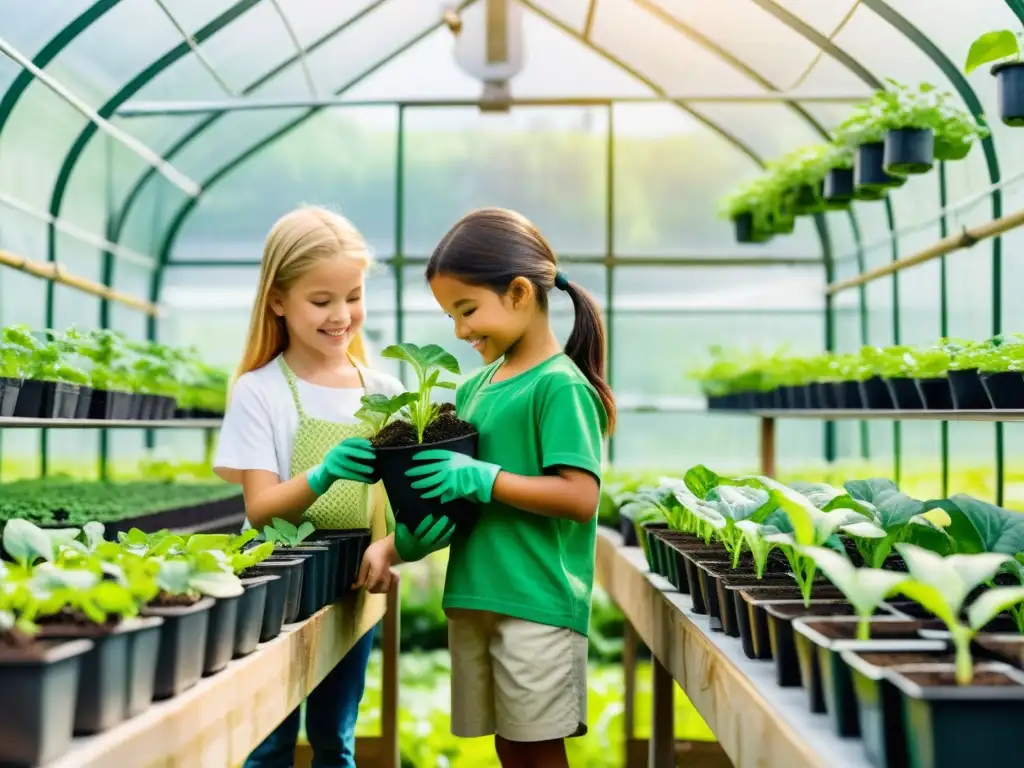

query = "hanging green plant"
964;7;1024;127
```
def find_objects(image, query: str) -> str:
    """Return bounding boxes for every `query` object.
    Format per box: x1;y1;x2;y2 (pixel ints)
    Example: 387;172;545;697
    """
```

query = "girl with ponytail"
384;207;614;767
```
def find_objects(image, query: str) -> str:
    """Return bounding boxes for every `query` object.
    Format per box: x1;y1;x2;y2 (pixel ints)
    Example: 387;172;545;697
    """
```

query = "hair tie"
554;271;570;291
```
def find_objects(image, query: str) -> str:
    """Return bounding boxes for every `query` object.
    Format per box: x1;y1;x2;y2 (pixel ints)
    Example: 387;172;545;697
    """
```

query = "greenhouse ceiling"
0;0;1021;325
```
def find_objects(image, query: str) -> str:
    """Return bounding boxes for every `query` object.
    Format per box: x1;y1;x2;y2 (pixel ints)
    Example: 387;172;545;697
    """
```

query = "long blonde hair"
236;206;372;382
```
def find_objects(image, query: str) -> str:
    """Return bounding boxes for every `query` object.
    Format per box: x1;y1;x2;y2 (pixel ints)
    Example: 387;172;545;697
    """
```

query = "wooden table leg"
760;416;776;478
622;620;638;767
649;657;674;768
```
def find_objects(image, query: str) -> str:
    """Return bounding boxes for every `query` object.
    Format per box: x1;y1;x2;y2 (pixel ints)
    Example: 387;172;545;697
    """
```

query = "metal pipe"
826;201;1024;295
153;0;239;97
0;249;160;315
267;0;319;98
115;90;874;116
0;36;201;197
0;191;154;268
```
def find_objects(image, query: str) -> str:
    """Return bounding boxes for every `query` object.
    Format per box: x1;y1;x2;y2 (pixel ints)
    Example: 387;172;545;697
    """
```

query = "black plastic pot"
815;381;837;410
0;376;21;417
143;596;215;699
12;378;44;417
792;617;946;732
888;662;1024;768
914;377;953;410
824;167;855;204
248;557;303;636
883;128;934;175
948;368;991;410
834;380;863;409
884;377;925;409
283;544;331;620
267;554;307;624
40;381;81;419
36;616;164;735
856;142;906;192
637;521;666;574
235;576;274;658
126;616;164;718
666;543;690;593
733;212;756;243
717;574;797;640
203;594;241;676
0;638;94;765
683;556;709;615
993;60;1024;127
981;371;1024;409
859;376;896;410
695;559;734;632
74;385;94;420
376;432;480;531
805;383;822;409
618;511;639;547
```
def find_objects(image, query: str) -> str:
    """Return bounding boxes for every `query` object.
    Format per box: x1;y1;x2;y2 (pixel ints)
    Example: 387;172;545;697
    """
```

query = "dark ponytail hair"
426;207;616;434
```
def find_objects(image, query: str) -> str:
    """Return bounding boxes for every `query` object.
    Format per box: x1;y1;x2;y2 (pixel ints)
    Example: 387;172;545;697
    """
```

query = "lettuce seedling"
801;546;909;640
355;392;420;436
380;343;461;443
2;519;55;569
156;554;244;600
735;521;781;578
894;543;1024;685
262;517;315;548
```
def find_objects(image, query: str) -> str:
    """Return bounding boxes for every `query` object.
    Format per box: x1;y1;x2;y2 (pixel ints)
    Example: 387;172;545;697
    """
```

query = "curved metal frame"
0;0;1007;485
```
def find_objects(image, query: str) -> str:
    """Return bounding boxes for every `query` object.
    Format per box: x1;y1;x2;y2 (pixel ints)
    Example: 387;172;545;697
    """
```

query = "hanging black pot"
855;142;906;192
733;212;755;243
858;376;895;410
948;368;991;410
883;128;935;175
823;168;855;205
981;371;1024;409
993;61;1024;127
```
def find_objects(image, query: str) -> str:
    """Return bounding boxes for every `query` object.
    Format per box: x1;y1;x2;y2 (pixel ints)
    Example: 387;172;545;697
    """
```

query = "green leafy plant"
894;544;1024;685
355;392;420;436
379;343;461;443
964;4;1024;75
262;517;315;548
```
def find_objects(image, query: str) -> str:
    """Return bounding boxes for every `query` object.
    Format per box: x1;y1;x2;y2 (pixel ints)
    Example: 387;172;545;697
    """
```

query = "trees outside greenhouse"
3;1;1024;767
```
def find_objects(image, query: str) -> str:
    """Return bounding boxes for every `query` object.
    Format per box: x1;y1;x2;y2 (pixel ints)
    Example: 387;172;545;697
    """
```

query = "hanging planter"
823;167;855;205
993;61;1024;126
883;128;935;175
855;143;906;192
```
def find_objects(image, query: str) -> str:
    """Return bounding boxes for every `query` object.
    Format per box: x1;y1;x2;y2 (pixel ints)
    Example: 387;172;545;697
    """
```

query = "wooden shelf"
595;529;871;768
0;418;221;429
749;409;1024;421
46;593;388;768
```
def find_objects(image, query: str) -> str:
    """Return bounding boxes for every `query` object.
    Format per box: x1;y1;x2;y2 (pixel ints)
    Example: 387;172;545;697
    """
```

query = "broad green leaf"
802;545;908;617
82;522;105;551
156;560;191;594
706;485;771;522
272;517;298;539
190;571;244;599
683;465;719;499
966;586;1024;630
964;30;1019;74
896;580;956;625
924;494;1024;554
841;520;886;539
43;528;82;547
673;488;724;529
896;543;1010;616
2;519;55;566
296;521;315;543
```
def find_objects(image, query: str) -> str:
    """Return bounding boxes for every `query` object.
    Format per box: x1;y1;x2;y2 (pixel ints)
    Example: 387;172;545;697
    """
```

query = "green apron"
279;357;372;530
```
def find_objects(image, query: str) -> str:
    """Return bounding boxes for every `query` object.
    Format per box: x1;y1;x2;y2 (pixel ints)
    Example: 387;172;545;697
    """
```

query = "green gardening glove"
306;437;376;496
405;450;501;504
395;514;456;563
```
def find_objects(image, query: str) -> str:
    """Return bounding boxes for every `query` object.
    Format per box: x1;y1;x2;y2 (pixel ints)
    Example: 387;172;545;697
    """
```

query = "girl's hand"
307;437;376;495
405;450;500;504
354;536;399;594
394;514;456;562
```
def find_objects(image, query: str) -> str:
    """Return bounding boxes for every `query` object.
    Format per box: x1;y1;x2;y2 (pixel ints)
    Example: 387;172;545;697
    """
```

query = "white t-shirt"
214;355;405;484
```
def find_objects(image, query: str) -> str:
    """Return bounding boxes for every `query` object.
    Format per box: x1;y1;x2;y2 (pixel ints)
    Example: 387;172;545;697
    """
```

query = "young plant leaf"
2;519;55;567
964;30;1020;74
966;586;1024;631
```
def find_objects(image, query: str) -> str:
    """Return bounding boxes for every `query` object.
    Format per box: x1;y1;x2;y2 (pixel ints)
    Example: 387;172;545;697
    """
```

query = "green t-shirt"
443;352;607;636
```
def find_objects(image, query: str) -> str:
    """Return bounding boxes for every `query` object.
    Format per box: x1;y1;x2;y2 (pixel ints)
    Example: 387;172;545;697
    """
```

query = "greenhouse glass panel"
0;0;96;56
771;0;862;35
402;105;608;256
169;106;397;263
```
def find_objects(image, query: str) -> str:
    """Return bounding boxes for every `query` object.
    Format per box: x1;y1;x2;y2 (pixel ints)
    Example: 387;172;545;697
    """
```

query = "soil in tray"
855;650;956;667
147;592;201;608
898;668;1020;687
0;629;52;662
770;602;861;620
805;620;927;641
371;404;474;448
35;610;120;638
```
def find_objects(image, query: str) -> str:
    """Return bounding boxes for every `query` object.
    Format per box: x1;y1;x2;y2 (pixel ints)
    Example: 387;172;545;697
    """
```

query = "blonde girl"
214;206;401;768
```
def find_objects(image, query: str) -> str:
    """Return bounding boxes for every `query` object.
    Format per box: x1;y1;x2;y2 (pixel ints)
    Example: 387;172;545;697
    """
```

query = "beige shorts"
447;609;589;743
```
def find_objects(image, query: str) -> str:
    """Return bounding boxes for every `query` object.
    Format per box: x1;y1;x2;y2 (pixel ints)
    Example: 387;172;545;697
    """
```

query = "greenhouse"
3;0;1024;766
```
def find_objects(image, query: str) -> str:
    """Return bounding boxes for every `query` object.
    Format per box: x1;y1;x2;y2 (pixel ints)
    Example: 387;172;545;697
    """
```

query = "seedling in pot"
892;544;1024;685
153;555;244;604
800;546;909;640
355;392;420;437
262;518;315;548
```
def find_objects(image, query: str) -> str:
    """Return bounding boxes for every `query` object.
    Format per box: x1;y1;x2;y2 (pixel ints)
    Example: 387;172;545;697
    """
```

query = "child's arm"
241;470;319;528
491;467;599;523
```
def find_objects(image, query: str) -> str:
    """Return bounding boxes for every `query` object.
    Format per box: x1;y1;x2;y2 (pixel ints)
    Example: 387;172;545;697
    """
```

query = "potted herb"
965;17;1024;126
821;146;856;207
362;343;479;531
945;338;994;409
263;518;331;620
834;99;906;195
971;333;1024;408
716;176;782;243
